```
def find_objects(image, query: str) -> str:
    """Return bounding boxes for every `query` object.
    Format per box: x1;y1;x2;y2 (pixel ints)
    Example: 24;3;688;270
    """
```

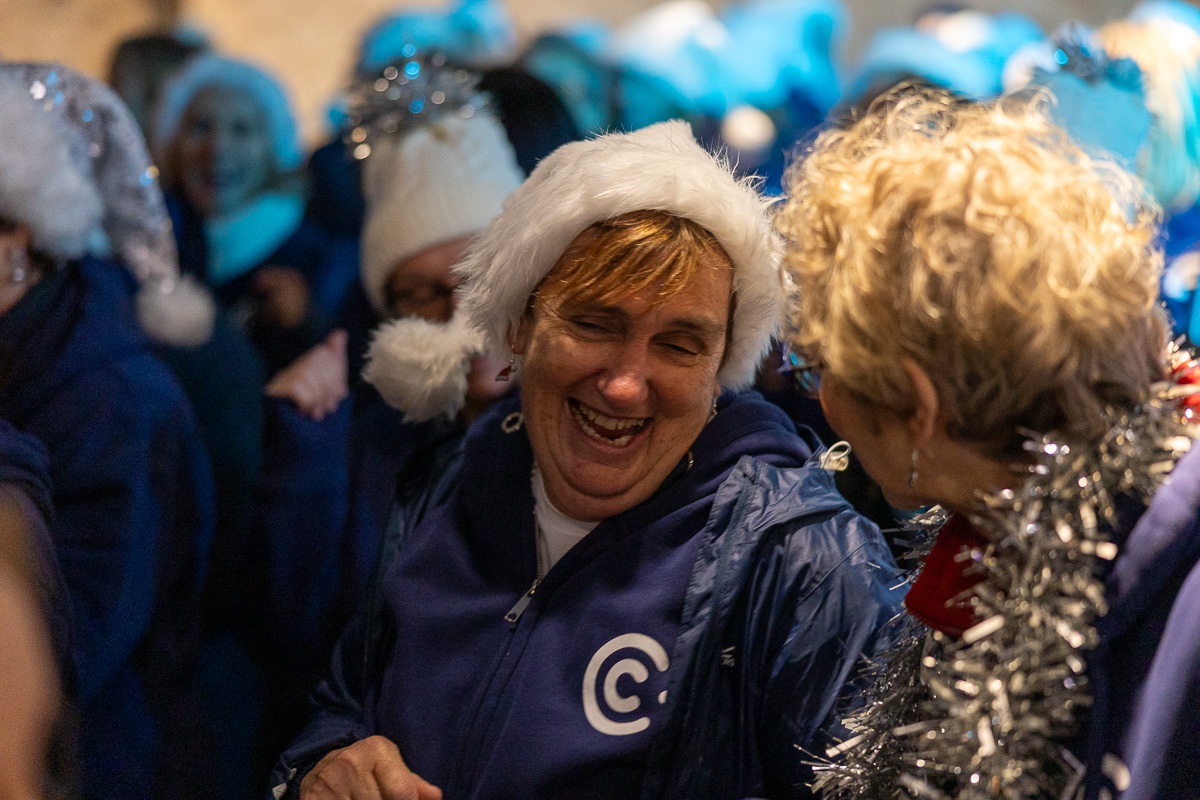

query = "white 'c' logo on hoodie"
582;633;670;736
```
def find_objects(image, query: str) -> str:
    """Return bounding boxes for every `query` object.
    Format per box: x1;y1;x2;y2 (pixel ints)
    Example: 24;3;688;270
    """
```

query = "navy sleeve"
755;511;906;799
268;610;377;799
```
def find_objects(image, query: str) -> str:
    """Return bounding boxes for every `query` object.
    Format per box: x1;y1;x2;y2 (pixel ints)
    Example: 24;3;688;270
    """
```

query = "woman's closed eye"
657;336;704;358
569;316;619;336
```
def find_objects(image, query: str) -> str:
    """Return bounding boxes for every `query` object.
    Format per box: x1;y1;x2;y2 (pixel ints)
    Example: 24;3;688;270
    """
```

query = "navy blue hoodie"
0;257;214;800
273;391;904;799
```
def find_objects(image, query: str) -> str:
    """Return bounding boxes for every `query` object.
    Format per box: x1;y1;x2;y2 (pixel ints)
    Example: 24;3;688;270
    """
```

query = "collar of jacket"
455;390;815;592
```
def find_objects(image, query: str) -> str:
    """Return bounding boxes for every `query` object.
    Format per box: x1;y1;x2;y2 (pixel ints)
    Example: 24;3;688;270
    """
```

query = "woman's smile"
567;398;650;448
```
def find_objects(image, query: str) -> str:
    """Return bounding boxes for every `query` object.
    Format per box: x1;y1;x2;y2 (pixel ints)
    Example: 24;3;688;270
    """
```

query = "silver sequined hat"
0;62;214;346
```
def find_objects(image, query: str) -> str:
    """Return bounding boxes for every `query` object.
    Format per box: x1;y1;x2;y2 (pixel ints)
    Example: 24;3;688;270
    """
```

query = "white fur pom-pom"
136;275;216;348
362;314;484;422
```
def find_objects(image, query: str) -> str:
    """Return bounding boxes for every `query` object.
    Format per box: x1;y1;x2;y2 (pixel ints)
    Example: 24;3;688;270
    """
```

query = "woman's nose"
597;346;650;408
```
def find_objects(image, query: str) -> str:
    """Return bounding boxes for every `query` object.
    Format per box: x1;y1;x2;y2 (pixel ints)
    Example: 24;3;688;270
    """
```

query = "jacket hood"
0;257;149;425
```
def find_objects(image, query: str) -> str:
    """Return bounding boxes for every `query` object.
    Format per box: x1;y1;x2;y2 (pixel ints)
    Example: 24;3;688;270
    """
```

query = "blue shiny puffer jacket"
272;391;904;800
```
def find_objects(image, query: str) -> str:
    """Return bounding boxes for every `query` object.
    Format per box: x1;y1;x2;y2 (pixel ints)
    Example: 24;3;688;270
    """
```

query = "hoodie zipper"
504;578;541;623
447;577;543;800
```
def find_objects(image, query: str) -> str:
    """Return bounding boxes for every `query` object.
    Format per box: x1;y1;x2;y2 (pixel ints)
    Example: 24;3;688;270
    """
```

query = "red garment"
904;514;989;637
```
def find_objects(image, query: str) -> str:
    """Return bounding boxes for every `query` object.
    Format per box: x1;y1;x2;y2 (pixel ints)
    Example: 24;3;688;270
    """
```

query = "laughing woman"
777;90;1200;800
270;121;905;800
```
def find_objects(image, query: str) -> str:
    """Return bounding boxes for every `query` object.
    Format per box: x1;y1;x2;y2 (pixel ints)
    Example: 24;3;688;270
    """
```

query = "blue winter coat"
0;257;214;800
1082;441;1200;800
249;389;457;761
271;391;904;799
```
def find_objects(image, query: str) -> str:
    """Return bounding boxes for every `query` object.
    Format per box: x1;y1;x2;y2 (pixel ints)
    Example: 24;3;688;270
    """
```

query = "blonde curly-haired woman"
777;89;1200;800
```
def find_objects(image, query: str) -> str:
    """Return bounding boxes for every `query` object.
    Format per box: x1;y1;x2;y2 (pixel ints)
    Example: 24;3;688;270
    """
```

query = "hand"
255;265;311;330
265;330;349;420
300;736;442;800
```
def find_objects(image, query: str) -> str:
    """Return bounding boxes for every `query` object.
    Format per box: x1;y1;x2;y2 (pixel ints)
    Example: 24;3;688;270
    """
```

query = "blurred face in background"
384;236;472;325
385;234;511;409
172;86;274;218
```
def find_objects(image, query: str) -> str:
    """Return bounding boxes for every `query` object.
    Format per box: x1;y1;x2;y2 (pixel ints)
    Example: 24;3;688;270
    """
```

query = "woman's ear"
508;316;531;356
901;357;940;448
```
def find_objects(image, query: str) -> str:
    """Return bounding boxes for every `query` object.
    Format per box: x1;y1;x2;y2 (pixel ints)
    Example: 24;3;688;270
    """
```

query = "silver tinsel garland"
811;350;1200;800
342;49;490;161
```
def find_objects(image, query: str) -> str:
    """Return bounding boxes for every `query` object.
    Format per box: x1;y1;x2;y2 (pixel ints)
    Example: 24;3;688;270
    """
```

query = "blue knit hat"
152;54;302;173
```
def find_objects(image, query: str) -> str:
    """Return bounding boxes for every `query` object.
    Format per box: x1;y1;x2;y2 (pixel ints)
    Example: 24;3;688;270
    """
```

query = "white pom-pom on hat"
136;274;216;347
362;313;484;422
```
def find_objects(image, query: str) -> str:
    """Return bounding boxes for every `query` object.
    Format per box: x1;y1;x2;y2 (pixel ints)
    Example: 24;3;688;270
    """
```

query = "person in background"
1005;14;1200;345
777;87;1200;800
151;63;351;769
271;120;903;800
153;54;354;373
251;58;525;768
838;6;1041;118
306;54;578;276
1102;14;1200;344
107;31;208;141
0;62;215;800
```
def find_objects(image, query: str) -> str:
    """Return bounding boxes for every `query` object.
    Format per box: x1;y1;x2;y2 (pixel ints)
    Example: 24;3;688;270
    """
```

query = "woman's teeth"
570;400;647;447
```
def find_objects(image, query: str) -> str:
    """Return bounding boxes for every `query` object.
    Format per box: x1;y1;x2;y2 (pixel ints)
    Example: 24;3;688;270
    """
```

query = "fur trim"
362;314;483;421
136;275;215;348
456;119;784;391
153;55;302;172
0;78;104;260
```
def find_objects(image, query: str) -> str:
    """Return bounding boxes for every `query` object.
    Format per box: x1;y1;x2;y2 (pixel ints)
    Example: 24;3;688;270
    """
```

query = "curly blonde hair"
778;89;1166;454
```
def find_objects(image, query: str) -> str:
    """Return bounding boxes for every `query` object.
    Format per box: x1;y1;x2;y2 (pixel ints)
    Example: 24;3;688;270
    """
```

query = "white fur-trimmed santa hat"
364;119;785;421
0;63;213;346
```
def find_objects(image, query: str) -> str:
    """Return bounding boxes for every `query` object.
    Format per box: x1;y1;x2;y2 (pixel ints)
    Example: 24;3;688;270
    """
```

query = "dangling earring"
908;448;920;488
5;247;29;284
495;355;516;382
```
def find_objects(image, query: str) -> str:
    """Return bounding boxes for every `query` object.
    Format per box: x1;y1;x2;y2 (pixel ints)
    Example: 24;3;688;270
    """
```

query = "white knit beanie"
359;111;524;314
365;119;785;421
